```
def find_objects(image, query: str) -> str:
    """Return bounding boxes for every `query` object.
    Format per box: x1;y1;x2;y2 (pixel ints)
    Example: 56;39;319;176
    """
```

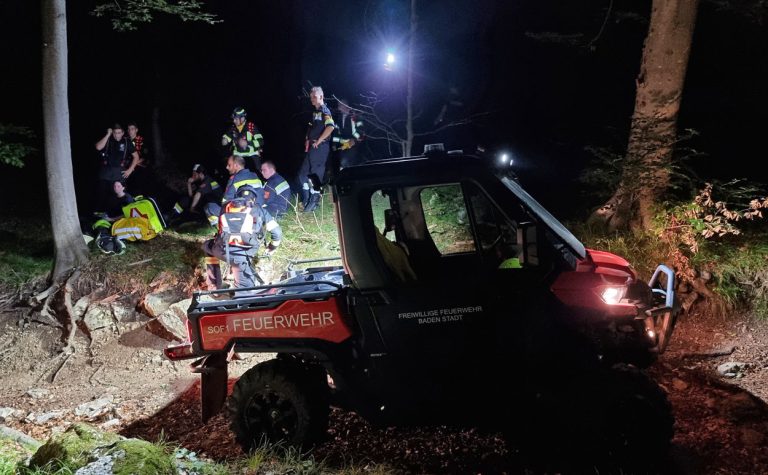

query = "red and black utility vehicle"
166;150;679;465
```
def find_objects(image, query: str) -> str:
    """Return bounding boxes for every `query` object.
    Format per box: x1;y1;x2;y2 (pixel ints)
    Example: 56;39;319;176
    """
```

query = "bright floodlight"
500;153;509;163
386;53;396;64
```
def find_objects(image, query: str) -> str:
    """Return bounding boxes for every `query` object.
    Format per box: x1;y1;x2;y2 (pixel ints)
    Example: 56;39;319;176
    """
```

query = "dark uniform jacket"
98;137;134;181
332;112;364;149
222;169;264;206
195;176;223;204
223;122;263;158
307;104;335;141
263;173;291;217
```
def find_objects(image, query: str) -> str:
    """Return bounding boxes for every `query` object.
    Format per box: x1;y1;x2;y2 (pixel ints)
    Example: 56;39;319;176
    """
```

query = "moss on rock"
0;438;30;474
28;423;121;470
27;423;223;474
109;439;175;475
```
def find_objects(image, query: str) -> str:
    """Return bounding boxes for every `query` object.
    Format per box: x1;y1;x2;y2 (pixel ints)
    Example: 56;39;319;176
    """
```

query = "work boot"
300;188;310;210
303;193;321;212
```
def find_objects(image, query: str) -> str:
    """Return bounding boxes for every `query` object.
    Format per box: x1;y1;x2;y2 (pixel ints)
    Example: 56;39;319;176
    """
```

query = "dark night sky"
1;0;766;217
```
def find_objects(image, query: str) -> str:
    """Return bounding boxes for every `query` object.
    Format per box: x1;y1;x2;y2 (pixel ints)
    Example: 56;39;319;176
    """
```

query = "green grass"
0;435;44;475
2;430;392;475
570;222;670;280
234;439;396;475
239;440;323;474
267;195;341;271
0;216;53;287
692;237;768;318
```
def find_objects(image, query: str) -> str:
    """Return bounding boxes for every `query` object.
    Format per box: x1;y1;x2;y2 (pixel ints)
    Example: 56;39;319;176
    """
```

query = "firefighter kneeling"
202;185;282;296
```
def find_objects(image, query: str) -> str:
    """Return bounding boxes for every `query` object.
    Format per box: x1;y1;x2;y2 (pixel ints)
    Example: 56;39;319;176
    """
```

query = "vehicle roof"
334;153;587;260
335;153;483;185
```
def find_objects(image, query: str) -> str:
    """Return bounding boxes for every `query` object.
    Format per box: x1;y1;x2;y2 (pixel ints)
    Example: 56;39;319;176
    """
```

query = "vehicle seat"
376;229;418;283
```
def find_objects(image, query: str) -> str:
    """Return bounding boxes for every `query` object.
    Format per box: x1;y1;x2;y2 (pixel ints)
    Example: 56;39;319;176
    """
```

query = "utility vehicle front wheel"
228;359;329;451
576;363;674;468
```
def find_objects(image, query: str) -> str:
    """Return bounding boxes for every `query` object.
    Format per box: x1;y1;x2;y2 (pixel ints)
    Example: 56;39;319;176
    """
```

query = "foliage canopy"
0;124;36;168
91;0;219;32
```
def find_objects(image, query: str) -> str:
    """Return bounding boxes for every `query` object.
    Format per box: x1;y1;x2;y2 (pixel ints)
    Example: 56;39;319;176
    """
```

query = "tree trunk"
42;0;89;282
591;0;700;231
150;105;165;167
405;0;417;157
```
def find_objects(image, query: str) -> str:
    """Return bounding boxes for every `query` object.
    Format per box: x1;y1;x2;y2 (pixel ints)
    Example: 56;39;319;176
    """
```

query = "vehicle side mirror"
517;222;539;266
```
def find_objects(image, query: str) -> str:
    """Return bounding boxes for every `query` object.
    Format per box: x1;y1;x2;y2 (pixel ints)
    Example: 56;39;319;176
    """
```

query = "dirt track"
1;307;767;474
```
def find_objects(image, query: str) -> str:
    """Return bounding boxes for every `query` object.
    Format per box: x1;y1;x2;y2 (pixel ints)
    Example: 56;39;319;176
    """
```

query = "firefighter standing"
332;98;364;169
221;107;264;172
299;86;335;212
202;186;282;293
204;155;263;226
126;122;150;195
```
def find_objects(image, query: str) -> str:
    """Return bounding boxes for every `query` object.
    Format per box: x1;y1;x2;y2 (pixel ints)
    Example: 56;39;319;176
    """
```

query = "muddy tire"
228;359;329;451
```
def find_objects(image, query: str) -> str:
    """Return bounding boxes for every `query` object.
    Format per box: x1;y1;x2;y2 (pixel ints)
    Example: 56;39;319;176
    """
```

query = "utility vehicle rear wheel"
228;359;329;451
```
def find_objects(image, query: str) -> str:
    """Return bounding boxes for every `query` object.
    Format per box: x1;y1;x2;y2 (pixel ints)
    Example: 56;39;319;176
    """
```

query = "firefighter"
202;185;282;295
260;160;291;219
204;155;263;227
221;107;264;172
299;86;336;212
332;98;365;168
125;121;150;195
94;124;140;213
169;164;223;223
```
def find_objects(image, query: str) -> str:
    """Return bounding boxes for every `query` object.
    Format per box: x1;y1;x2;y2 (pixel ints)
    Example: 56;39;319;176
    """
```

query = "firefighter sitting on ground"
260;160;291;219
204;155;263;227
168;164;223;224
86;181;135;255
202;185;282;296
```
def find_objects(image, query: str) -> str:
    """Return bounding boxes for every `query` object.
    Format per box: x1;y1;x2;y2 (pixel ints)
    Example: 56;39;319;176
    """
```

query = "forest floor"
0;296;767;474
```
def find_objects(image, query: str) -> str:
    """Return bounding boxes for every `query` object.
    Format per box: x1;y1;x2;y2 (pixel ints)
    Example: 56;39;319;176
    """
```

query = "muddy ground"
0;304;767;474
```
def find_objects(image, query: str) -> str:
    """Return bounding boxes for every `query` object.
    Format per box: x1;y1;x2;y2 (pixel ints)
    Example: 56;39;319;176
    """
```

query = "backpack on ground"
122;195;166;233
112;216;157;241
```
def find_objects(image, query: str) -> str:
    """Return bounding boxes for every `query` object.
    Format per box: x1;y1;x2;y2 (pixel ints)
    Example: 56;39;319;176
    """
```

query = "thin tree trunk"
150;105;165;167
405;0;417;157
42;0;89;282
591;0;700;231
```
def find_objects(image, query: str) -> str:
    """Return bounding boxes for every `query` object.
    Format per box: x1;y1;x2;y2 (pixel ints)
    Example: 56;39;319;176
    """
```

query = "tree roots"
32;267;83;354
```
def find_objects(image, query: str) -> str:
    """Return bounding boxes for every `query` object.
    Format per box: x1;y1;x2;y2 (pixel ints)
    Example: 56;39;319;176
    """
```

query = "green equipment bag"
122;196;166;234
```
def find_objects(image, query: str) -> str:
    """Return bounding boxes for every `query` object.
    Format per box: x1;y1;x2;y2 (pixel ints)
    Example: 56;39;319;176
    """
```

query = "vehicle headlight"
600;286;628;305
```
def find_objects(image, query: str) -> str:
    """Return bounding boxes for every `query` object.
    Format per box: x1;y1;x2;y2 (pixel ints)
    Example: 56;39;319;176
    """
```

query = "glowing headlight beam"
601;287;625;305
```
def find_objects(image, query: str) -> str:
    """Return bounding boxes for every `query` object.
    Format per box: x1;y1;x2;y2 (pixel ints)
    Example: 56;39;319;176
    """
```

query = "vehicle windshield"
500;176;586;259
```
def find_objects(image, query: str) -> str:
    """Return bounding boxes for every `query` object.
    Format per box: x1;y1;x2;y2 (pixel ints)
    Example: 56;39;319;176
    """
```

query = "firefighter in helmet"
221;107;264;172
202;185;282;295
